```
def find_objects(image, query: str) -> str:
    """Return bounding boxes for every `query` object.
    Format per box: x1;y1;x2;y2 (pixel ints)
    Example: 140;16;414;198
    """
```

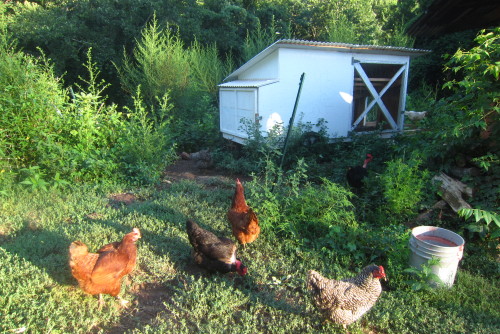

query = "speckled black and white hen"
307;264;386;326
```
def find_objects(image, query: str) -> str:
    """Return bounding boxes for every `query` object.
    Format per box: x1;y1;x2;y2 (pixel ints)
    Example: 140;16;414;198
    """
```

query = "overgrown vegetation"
0;18;176;188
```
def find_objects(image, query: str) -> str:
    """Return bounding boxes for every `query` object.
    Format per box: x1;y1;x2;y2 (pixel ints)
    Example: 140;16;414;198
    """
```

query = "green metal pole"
279;73;305;170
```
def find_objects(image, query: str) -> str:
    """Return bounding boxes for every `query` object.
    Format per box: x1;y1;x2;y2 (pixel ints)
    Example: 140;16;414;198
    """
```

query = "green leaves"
458;208;500;239
404;257;443;291
379;156;430;219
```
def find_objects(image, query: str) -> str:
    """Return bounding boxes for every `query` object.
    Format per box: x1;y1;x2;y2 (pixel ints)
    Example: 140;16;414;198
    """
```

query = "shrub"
286;178;357;238
116;16;230;151
188;39;234;96
458;208;500;240
0;33;66;172
416;28;500;163
241;18;283;63
0;36;175;186
116;88;178;185
34;49;126;183
116;15;190;108
246;158;356;241
379;156;430;219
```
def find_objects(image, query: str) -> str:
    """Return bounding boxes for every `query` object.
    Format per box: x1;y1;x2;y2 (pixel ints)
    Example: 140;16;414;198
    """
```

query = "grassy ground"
1;173;499;333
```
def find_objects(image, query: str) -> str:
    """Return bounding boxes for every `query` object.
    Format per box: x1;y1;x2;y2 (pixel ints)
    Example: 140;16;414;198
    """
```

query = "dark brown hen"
307;264;385;326
69;228;141;308
186;219;247;276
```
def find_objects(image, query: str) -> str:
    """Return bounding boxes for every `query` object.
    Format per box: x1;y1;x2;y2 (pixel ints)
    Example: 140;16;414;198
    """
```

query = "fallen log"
432;172;473;213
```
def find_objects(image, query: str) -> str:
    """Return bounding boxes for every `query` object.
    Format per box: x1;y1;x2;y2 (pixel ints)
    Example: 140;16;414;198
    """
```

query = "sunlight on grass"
1;181;499;333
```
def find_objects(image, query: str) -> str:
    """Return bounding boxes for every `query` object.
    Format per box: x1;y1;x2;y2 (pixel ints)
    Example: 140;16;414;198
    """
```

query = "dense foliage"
5;0;428;103
0;5;177;188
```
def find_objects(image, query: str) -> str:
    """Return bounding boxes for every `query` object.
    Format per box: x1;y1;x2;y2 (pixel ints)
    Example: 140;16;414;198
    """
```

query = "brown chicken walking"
227;178;260;247
69;228;141;308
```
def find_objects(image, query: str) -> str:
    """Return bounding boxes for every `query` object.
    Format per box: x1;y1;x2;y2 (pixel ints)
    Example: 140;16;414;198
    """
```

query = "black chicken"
346;153;373;188
186;220;247;276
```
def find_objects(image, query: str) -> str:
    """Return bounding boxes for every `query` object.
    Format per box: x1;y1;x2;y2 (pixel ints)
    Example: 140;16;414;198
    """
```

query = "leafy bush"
404;257;443;291
458;208;500;240
379;156;430;219
286;178;357;238
417;28;500;163
168;94;222;152
116;16;229;151
241;18;284;63
246;157;358;254
188;39;234;96
116;15;190;108
0;32;66;172
246;156;307;232
116;88;178;185
0;33;175;186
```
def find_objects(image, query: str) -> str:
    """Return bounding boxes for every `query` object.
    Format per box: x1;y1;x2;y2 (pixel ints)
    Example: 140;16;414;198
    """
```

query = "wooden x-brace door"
351;61;406;131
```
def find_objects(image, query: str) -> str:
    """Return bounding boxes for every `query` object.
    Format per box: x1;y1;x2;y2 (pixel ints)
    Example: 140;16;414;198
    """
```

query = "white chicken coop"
218;39;429;144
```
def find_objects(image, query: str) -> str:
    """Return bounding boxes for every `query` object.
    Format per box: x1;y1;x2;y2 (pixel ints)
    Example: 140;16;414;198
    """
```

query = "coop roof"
224;39;430;82
218;79;279;88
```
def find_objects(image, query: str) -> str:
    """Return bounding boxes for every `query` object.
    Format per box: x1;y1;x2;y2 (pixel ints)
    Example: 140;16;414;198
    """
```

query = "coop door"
351;61;407;132
220;89;257;137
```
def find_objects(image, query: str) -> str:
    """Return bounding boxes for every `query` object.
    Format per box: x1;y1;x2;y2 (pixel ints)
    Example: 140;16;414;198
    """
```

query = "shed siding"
239;51;279;80
273;48;355;137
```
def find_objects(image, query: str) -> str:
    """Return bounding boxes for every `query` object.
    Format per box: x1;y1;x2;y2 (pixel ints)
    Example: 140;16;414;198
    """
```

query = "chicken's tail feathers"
307;270;324;292
186;219;198;232
248;208;259;225
186;220;202;242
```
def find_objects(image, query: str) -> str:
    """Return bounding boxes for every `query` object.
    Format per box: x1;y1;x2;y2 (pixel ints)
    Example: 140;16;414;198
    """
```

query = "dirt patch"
107;193;138;209
105;282;176;334
161;158;252;185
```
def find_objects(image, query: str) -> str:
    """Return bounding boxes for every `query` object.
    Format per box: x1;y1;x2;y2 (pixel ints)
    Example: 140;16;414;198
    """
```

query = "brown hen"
69;228;141;308
307;264;386;326
227;178;260;246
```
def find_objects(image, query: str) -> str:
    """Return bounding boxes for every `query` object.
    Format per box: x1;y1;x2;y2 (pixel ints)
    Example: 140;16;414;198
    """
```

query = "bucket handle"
457;244;464;260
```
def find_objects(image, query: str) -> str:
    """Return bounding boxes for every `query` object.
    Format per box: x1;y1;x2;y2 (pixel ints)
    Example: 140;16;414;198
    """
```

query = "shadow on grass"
0;227;73;285
75;192;305;332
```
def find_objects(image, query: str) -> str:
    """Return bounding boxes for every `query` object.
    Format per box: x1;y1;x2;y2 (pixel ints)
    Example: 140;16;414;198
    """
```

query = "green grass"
1;180;499;333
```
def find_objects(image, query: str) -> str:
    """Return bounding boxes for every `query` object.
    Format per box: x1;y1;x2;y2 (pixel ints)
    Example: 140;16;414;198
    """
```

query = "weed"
404;257;443;291
19;166;49;191
379;156;430;220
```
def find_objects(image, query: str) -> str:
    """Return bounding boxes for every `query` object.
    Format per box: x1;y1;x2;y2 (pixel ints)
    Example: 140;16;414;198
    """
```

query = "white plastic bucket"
409;226;465;287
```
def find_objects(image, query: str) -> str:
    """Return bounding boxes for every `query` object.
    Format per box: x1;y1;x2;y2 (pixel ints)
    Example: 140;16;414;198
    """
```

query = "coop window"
351;62;406;132
220;89;257;137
